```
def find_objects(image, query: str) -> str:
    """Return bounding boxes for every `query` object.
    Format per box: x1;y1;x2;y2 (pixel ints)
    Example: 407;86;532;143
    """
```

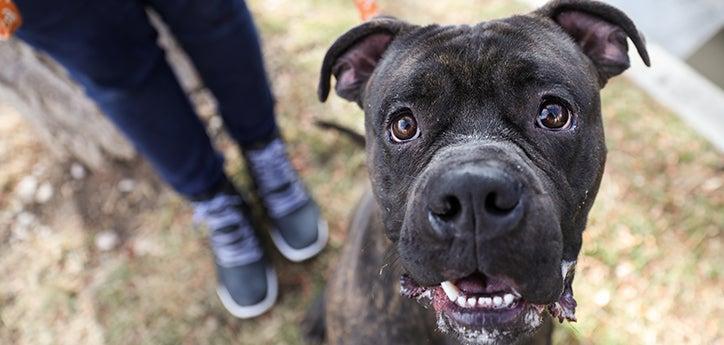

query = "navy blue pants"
15;0;277;198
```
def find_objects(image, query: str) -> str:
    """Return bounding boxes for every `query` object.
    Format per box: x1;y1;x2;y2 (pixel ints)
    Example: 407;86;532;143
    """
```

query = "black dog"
312;1;649;344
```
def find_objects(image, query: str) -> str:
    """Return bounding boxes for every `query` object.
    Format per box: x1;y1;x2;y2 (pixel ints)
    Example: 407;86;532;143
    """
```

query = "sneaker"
244;137;328;262
192;184;278;318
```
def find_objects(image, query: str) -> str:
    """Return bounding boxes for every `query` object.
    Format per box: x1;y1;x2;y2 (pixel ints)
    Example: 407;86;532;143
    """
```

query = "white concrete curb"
627;42;724;151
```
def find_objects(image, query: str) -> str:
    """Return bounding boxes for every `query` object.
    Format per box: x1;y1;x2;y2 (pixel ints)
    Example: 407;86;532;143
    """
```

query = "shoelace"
246;138;309;218
192;194;263;267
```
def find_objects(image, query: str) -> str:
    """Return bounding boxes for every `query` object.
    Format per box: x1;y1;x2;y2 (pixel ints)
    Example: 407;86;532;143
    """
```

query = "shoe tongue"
246;138;309;218
246;139;295;193
456;273;512;294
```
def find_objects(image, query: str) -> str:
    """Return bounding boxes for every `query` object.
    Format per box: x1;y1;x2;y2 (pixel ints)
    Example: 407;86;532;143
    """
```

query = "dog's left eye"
537;100;573;130
390;111;420;142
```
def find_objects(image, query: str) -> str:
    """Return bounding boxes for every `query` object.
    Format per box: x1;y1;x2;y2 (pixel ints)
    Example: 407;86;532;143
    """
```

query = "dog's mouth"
400;262;577;343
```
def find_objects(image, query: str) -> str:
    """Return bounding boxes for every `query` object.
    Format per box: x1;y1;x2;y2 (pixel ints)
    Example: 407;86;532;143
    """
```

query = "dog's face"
320;1;648;343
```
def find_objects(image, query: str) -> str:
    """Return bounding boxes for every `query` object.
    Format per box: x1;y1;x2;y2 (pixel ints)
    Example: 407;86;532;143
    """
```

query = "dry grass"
1;1;722;344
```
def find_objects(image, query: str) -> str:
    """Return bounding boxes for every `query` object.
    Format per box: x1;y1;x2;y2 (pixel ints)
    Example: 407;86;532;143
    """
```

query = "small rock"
15;211;35;227
35;182;54;204
12;226;29;241
615;262;634;278
118;179;136;193
593;289;611;306
70;163;86;180
15;176;38;203
95;230;120;252
13;212;36;241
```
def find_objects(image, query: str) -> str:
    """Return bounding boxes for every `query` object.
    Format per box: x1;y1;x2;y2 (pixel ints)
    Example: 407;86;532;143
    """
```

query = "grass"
0;0;722;344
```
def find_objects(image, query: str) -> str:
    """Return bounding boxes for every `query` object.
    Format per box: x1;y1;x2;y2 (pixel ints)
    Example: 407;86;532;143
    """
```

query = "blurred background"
0;0;721;344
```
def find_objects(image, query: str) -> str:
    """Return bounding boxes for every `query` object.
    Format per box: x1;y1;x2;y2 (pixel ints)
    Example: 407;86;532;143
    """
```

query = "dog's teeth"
442;281;520;310
503;294;515;305
440;281;460;302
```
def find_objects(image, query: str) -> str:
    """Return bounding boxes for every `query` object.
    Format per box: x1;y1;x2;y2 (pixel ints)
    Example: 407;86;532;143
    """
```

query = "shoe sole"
270;217;329;263
216;266;278;319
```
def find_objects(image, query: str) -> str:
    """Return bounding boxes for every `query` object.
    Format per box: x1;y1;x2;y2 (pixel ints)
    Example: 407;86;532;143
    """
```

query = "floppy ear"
318;16;413;105
534;0;651;86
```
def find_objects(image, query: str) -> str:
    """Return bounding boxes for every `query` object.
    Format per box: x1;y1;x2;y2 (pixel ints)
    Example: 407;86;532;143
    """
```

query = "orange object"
0;0;22;40
354;0;379;21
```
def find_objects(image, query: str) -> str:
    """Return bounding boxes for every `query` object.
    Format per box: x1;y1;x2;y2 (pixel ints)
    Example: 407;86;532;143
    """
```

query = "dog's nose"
426;165;524;240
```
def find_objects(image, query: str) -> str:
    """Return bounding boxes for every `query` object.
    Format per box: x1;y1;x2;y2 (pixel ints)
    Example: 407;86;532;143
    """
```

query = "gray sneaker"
244;138;328;262
193;188;277;318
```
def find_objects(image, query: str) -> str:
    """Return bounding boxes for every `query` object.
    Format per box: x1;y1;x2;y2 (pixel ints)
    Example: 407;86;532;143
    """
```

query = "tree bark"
0;39;136;170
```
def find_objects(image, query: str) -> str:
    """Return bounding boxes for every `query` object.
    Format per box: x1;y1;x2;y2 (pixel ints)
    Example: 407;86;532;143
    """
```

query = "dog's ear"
534;0;650;86
318;16;413;104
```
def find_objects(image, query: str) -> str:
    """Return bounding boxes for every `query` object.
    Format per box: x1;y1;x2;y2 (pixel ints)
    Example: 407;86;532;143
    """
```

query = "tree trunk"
0;12;208;171
0;39;135;170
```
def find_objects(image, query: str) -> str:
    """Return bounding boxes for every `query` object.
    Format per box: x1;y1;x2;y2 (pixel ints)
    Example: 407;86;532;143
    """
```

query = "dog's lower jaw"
438;307;548;345
437;313;513;345
428;295;546;345
400;260;578;344
435;306;544;345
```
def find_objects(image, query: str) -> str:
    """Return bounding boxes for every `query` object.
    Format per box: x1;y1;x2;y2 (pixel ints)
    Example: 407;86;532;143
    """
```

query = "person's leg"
14;0;276;318
147;0;328;261
15;0;223;198
143;0;276;146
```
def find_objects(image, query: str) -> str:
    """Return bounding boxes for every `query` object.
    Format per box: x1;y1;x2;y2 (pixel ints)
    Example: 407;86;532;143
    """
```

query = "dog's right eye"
390;111;420;143
536;100;573;131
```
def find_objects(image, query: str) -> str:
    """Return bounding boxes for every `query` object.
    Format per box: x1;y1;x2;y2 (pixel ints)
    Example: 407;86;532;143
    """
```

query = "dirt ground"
1;1;722;344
